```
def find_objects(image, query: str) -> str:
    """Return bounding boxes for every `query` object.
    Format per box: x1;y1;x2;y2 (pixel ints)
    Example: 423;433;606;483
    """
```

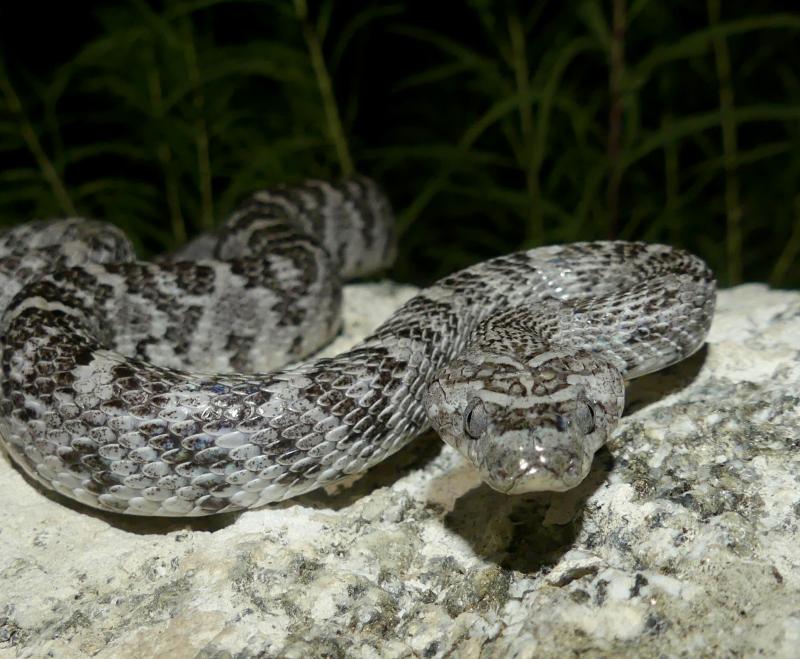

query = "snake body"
0;178;716;516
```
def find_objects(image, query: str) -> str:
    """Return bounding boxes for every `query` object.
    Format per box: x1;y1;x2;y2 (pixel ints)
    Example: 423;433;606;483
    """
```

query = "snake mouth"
481;446;591;494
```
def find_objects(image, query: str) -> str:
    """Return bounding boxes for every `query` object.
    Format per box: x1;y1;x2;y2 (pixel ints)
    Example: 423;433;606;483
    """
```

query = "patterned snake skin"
0;178;716;516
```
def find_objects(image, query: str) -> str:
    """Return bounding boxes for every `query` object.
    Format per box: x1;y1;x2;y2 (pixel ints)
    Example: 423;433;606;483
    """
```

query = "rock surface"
1;282;800;658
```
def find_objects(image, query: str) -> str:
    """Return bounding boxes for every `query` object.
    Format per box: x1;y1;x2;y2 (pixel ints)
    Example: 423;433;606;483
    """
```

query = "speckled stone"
1;282;799;658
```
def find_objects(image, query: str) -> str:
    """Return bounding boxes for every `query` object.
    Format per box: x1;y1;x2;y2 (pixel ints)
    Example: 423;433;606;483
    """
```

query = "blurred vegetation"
0;1;799;287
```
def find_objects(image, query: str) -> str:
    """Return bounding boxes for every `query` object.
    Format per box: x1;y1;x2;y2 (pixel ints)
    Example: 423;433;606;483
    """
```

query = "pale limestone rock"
1;283;799;658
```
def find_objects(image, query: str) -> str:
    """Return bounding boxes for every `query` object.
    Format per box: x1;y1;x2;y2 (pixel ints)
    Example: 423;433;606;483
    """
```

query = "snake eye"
464;398;488;440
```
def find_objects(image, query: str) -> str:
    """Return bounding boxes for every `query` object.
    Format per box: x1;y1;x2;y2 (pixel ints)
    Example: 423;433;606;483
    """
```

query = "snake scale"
0;177;716;516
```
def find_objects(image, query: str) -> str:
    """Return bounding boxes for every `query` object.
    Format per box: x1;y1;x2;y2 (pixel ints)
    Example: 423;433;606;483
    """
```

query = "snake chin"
479;439;593;494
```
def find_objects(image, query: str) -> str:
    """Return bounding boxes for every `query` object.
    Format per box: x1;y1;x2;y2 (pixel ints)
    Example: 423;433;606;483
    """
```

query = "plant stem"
708;0;743;284
146;46;186;247
0;68;77;216
508;11;543;245
295;0;354;177
662;113;680;244
607;0;626;239
508;14;532;145
182;19;214;231
771;194;800;286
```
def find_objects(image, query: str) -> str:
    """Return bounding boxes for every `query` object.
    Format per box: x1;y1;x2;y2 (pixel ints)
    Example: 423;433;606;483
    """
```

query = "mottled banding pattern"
0;179;716;516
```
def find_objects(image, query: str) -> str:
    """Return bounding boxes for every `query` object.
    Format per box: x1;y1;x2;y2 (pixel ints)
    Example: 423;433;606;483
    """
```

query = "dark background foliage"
1;1;798;287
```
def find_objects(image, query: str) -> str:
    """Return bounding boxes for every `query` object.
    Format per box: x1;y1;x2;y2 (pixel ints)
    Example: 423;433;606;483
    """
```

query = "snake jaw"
477;431;593;494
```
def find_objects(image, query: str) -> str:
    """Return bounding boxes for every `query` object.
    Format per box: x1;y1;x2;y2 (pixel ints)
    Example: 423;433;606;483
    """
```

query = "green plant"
1;1;798;287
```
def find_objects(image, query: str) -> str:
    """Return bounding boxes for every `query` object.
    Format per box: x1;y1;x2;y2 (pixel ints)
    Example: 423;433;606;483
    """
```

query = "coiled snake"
0;178;716;516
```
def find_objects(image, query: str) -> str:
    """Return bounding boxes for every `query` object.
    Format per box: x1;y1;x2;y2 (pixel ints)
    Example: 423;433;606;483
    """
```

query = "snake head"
424;349;625;494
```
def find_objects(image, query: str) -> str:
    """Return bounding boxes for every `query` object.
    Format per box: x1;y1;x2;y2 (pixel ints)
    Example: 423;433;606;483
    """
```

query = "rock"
1;282;799;658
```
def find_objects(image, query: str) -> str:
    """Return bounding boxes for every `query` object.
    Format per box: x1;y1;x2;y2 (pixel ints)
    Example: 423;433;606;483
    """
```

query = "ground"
1;282;799;658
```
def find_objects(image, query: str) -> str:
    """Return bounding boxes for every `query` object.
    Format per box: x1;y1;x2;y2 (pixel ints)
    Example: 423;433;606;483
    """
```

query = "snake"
0;177;716;516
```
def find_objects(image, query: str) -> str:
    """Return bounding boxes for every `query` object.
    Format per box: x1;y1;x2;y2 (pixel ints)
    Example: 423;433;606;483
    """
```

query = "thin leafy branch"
0;1;798;288
0;61;77;217
294;0;354;177
708;0;742;284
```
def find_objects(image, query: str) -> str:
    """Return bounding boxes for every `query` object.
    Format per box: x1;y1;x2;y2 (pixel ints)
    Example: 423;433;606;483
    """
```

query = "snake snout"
479;436;590;494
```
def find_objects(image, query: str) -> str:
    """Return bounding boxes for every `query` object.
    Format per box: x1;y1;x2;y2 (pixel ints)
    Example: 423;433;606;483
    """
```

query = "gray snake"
0;178;716;516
